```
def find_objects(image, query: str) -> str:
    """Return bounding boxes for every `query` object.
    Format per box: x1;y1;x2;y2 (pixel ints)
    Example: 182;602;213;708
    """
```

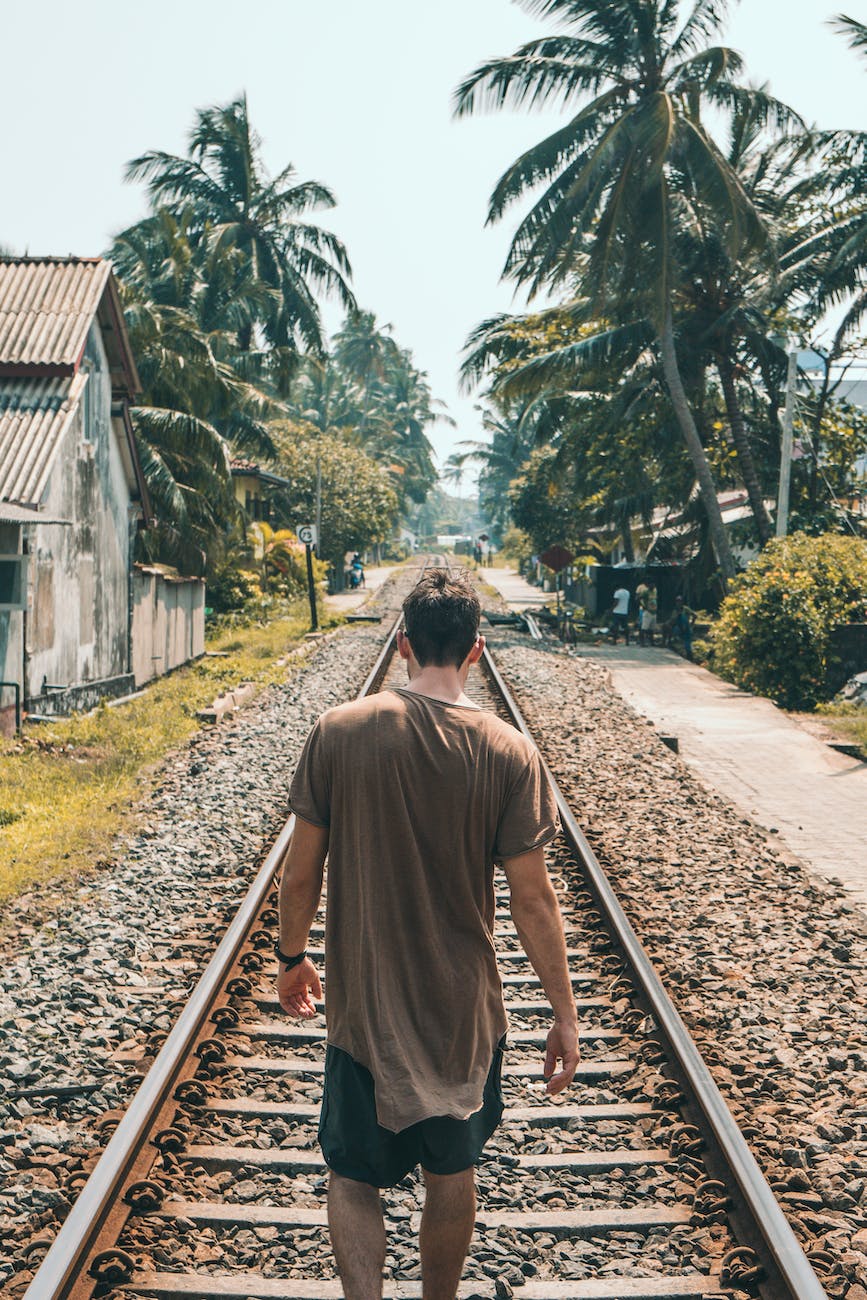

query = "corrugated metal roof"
0;258;112;371
0;502;71;524
0;373;86;505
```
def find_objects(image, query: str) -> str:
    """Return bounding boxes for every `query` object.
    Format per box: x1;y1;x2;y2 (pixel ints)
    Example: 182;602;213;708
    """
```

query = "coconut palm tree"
333;310;398;433
127;95;355;362
455;0;795;583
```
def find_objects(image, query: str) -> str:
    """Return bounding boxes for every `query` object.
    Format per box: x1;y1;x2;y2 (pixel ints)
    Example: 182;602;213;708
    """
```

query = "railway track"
21;563;829;1300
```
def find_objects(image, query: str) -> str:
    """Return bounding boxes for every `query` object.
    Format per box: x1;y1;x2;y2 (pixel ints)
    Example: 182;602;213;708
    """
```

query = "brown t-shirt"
289;685;559;1132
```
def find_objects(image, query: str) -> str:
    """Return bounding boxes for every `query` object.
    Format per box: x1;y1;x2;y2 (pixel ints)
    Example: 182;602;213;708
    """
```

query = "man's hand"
544;1017;580;1094
276;958;322;1019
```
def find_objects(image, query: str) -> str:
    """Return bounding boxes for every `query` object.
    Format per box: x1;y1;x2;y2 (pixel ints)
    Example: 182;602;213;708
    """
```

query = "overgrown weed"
0;602;342;904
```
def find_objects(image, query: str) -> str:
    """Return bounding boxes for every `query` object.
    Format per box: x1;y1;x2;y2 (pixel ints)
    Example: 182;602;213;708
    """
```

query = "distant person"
638;582;657;646
610;584;631;644
666;596;694;661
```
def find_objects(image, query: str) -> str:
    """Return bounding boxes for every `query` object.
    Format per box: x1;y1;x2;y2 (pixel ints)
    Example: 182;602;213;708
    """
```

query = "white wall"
132;568;205;687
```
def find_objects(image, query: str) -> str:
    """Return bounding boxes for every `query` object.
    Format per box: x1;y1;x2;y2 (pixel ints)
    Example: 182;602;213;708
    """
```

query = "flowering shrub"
711;534;867;709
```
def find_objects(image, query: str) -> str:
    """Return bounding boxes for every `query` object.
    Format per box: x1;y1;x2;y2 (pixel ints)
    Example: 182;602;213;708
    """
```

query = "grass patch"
814;701;867;758
0;601;342;906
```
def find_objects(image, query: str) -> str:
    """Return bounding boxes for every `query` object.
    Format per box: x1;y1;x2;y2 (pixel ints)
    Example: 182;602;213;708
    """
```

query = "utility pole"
776;343;798;538
315;454;322;545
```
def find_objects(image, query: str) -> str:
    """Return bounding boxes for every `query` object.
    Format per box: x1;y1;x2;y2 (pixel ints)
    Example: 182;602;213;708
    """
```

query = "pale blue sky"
2;0;865;477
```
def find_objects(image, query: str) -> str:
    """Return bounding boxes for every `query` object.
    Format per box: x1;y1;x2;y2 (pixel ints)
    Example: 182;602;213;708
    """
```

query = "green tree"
270;423;399;571
127;94;355;360
455;0;795;584
712;534;867;708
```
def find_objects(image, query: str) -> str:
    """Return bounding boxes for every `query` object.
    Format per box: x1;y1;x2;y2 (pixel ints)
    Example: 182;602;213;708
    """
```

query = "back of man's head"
402;569;481;668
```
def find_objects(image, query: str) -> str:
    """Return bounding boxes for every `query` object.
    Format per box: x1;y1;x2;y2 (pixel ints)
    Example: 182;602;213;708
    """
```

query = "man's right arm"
502;846;580;1094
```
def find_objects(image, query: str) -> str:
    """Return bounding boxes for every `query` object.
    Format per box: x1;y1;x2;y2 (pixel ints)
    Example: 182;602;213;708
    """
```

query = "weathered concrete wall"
0;522;23;736
25;324;133;704
132;567;205;687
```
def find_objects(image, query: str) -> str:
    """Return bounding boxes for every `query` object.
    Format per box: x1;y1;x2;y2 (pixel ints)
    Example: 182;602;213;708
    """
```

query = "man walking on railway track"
276;568;579;1300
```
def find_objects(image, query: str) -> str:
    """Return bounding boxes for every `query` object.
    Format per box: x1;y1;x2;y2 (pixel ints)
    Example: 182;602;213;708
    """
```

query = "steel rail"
22;817;297;1300
481;644;828;1300
23;597;411;1299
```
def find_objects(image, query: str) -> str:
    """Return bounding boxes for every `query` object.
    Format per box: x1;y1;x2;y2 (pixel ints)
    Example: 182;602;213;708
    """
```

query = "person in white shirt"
610;585;631;644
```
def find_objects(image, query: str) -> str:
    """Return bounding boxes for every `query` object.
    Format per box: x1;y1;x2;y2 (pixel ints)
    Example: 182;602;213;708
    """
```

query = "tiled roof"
0;373;86;505
0;258;112;372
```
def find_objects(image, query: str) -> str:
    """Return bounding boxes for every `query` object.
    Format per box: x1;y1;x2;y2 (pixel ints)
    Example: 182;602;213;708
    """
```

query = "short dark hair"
402;569;481;668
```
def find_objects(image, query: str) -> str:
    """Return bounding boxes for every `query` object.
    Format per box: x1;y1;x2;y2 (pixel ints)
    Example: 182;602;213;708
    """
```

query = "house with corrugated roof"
0;257;155;732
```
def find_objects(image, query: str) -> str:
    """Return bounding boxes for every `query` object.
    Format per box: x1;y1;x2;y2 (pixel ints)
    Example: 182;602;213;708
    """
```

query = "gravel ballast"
3;583;865;1297
489;635;867;1296
0;586;404;1293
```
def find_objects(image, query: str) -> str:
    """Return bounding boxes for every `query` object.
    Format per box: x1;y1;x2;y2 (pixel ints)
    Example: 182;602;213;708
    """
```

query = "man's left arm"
276;816;329;1019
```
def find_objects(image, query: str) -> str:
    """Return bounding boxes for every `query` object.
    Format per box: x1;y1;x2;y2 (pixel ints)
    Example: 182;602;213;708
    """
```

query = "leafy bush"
711;534;867;709
499;526;533;568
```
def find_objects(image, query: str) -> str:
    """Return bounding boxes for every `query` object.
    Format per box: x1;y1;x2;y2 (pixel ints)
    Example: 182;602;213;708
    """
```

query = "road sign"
297;524;318;547
540;544;574;573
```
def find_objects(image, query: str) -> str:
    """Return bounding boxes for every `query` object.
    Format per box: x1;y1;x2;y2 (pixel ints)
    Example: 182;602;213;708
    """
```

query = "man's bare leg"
420;1167;476;1300
328;1172;386;1300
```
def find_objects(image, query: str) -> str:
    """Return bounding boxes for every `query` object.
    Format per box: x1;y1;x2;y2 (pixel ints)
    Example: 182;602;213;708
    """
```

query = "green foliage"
293;313;443;511
711;534;867;708
270;423;398;568
499;526;534;568
111;95;354;575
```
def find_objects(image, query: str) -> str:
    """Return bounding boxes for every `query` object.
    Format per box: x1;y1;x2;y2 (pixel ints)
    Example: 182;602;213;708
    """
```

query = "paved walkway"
324;565;400;614
485;566;867;909
485;566;552;609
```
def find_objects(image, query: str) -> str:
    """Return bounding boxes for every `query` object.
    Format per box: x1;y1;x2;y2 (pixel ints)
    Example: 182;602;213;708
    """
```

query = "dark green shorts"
319;1038;506;1188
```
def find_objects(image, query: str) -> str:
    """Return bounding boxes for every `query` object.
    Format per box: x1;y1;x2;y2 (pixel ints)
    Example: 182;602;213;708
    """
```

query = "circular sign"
297;524;317;545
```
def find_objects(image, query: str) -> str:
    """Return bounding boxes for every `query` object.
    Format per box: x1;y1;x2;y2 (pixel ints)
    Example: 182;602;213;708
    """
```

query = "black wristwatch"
275;944;307;969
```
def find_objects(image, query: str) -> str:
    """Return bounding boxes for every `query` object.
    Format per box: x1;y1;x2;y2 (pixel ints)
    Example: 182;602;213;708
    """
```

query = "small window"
81;363;93;442
0;554;28;610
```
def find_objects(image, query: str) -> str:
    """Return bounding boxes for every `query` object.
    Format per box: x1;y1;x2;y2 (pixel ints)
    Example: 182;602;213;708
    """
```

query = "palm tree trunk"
659;307;736;586
620;519;635;563
717;357;773;546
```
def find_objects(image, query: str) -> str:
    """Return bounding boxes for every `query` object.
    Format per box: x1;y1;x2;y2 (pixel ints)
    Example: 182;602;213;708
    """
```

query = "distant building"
230;458;294;525
0;257;202;734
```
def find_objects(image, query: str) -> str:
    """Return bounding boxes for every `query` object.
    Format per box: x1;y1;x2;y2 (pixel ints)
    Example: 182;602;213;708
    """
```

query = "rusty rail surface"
22;586;411;1300
23;561;828;1300
481;646;828;1300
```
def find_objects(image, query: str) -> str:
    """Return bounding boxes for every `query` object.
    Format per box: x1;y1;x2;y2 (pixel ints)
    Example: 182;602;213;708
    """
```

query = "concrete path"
485;566;551;608
486;566;867;909
324;565;399;615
